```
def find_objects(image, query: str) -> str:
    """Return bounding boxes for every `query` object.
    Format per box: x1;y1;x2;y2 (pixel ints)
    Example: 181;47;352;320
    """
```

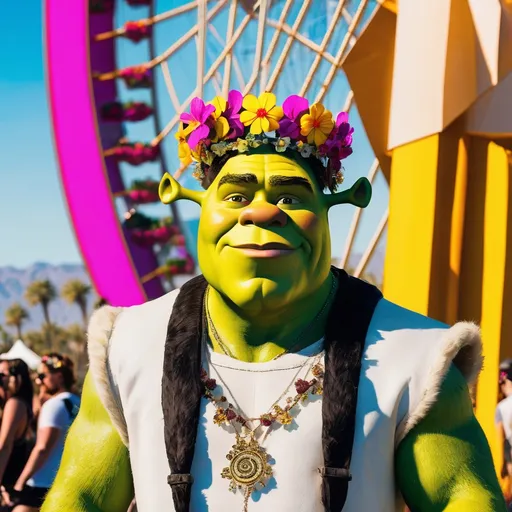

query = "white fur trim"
87;305;129;446
395;321;483;446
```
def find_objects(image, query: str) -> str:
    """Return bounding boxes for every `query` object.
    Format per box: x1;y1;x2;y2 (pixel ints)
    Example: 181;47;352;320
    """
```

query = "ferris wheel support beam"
45;0;147;307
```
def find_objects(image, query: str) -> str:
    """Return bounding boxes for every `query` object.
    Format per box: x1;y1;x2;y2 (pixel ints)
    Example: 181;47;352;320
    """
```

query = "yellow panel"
384;135;439;314
476;141;510;468
446;137;468;324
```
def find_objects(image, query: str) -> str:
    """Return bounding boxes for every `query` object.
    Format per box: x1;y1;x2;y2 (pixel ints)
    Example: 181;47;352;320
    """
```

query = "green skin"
42;151;506;511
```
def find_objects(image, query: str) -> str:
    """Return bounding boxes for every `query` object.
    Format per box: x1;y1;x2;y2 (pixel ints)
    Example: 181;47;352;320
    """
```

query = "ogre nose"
239;203;287;227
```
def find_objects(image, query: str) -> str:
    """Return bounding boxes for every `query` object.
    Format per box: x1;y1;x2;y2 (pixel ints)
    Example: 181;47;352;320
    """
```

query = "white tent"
1;340;42;370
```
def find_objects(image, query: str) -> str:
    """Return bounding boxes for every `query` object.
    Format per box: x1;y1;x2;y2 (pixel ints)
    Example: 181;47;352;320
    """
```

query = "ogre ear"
324;177;372;209
159;172;205;206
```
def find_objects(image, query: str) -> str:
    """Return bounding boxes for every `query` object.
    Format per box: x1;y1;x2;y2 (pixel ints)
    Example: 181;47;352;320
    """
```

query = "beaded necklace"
201;355;324;511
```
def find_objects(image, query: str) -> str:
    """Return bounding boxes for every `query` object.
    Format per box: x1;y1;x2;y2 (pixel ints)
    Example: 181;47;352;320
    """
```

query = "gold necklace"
205;272;336;360
201;356;324;511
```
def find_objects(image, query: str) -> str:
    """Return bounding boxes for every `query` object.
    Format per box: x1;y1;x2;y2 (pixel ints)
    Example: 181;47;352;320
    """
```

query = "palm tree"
25;280;57;349
4;303;29;340
0;325;13;352
61;279;92;329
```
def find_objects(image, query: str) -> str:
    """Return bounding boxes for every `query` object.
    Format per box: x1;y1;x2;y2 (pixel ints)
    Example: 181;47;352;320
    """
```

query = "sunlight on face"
198;153;332;310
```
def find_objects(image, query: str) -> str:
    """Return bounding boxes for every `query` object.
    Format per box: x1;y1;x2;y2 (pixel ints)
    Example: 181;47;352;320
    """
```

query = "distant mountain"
0;262;95;335
0;252;384;335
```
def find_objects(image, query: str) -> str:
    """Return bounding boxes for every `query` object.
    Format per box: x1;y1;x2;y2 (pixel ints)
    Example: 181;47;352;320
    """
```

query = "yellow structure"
344;0;512;473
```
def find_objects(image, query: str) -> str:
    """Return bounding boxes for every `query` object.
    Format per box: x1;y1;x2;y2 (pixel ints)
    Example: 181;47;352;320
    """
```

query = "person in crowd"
0;359;33;505
497;359;512;506
5;354;79;512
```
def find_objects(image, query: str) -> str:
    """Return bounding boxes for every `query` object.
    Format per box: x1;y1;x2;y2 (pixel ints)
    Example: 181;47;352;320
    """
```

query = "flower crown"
42;355;63;370
177;91;354;189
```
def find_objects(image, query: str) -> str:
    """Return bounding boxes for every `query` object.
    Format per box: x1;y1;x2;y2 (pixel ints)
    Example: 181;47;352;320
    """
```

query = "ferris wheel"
45;0;388;307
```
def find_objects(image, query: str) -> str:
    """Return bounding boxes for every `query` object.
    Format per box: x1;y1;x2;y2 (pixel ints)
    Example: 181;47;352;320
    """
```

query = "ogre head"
159;93;371;311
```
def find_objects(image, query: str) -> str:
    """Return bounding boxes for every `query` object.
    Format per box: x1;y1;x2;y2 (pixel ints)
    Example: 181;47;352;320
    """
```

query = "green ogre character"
42;92;506;512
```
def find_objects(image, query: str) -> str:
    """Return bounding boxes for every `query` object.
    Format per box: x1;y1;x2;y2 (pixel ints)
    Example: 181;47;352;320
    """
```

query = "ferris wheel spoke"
160;62;181;112
259;0;295;94
196;0;208;98
242;0;269;95
203;7;254;85
299;0;347;97
315;0;373;104
265;0;313;91
222;0;239;95
149;0;228;69
339;158;381;270
343;91;355;113
208;22;246;92
353;208;388;279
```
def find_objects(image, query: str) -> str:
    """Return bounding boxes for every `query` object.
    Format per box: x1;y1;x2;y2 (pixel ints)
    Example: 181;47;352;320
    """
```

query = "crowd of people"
0;354;79;511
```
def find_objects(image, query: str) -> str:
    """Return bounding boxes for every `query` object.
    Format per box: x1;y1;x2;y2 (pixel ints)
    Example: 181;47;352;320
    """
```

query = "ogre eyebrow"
268;175;313;193
218;173;258;186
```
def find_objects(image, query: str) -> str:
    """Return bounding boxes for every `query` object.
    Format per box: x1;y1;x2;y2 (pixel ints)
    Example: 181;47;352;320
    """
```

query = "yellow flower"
213;408;228;425
240;92;284;135
178;141;192;166
235;138;249;153
175;123;193;166
209;96;230;141
300;103;334;146
276;411;293;425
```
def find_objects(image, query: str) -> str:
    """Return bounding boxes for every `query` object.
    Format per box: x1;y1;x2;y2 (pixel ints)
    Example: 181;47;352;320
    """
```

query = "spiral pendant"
221;433;273;509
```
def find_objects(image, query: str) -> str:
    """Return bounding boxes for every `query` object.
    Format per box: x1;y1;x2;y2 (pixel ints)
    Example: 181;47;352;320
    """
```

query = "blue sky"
0;0;387;268
0;0;82;266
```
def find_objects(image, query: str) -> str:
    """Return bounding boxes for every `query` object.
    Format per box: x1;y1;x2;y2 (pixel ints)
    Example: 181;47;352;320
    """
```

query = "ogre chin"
222;276;305;315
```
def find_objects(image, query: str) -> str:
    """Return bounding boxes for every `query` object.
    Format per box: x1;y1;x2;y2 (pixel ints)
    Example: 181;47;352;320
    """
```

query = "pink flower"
224;90;244;139
279;95;309;139
180;98;216;151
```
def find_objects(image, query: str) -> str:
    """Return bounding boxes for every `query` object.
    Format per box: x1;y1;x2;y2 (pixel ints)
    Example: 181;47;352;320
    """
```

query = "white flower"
299;144;313;158
275;137;291;153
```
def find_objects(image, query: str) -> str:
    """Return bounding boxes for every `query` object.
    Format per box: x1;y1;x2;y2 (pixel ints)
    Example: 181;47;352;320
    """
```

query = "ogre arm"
41;372;134;512
396;365;506;511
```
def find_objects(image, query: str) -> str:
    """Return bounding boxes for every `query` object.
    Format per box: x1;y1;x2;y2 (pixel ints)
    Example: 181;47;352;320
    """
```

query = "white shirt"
496;395;512;445
91;290;482;512
27;392;80;488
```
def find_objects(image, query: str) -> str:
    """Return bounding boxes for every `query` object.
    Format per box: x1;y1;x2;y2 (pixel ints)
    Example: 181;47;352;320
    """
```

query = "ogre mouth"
231;243;296;258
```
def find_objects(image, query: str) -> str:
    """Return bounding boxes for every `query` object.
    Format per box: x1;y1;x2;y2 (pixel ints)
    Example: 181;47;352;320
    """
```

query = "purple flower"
224;90;244;139
334;111;354;149
279;95;309;139
180;98;216;151
322;111;354;164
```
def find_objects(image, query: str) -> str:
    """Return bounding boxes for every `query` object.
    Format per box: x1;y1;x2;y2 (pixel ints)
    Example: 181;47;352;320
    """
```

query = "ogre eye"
277;196;299;205
226;195;248;203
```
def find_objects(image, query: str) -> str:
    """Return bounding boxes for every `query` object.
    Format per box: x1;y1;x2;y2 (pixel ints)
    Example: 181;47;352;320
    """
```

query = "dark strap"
168;474;194;486
320;267;382;511
162;275;207;512
318;467;352;480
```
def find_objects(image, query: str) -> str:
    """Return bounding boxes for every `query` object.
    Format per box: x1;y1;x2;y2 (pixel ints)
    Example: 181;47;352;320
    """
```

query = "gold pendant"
221;432;273;510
